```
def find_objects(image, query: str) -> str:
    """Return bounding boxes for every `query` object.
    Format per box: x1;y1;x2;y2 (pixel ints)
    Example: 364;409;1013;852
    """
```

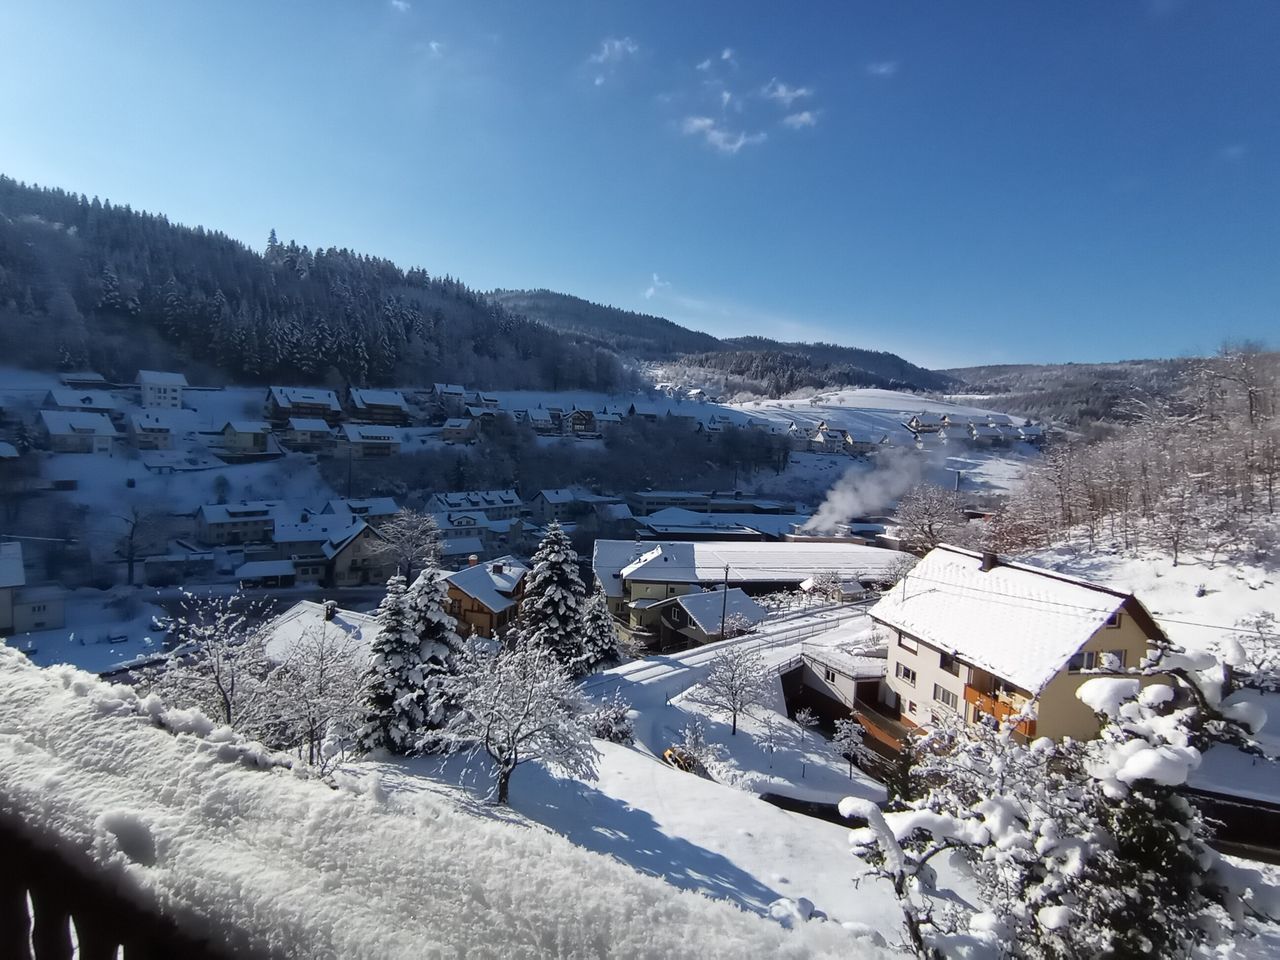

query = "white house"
137;370;188;408
37;411;118;454
335;423;401;458
427;489;523;520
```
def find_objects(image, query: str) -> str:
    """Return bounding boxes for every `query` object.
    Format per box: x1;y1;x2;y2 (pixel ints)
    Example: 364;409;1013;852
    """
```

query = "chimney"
980;551;999;573
492;562;504;575
468;554;479;567
323;600;337;621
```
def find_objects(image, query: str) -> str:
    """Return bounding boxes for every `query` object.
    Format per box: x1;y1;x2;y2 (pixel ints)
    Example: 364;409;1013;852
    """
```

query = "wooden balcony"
963;685;1037;738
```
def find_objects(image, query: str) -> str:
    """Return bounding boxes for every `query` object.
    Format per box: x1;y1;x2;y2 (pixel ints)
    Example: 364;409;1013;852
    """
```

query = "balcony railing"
963;684;1037;737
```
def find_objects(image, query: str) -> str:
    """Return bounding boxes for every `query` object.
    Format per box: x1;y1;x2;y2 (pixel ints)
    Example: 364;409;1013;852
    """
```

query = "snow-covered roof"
598;502;634;522
868;545;1150;694
445;556;529;613
261;600;382;663
675;589;766;634
235;559;297;579
324;497;399;519
269;386;341;411
287;417;332;432
602;540;904;588
432;382;466;395
0;541;26;589
0;442;18;459
273;515;357;545
349;388;408;411
970;424;1003;439
801;648;887;681
340;424;399;443
137;370;188;387
197;500;290;524
638;508;809;538
440;536;485;557
39;410;118;437
45;389;118;411
225;420;271;434
442;418;474;429
430;489;522;511
592;540;654;597
321;520;371;560
536;487;585;504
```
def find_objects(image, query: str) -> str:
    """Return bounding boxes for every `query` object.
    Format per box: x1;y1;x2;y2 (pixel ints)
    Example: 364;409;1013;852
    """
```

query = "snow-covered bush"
589;691;635;744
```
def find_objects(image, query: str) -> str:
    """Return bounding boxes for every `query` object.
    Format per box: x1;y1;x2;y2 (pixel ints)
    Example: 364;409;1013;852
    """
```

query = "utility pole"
719;563;730;639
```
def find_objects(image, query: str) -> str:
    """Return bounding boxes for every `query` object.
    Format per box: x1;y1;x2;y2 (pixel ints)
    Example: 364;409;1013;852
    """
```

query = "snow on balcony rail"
0;647;887;959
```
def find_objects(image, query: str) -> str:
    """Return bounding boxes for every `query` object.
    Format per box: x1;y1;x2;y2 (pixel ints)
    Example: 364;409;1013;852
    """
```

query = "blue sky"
1;1;1276;368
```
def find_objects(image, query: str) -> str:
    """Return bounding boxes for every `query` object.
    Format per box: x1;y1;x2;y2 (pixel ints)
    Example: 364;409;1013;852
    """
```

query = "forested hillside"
943;359;1190;429
0;176;632;391
493;288;951;395
490;289;721;358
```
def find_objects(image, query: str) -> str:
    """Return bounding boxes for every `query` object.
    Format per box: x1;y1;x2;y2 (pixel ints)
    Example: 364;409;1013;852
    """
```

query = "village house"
220;420;272;455
566;408;597;437
260;599;382;665
466;391;500;410
136;370;188;409
427;489;523;520
37;411;118;454
265;386;343;427
347;388;411;426
904;412;948;434
58;371;109;390
0;542;66;636
844;431;889;456
518;409;557;435
1018;423;1046;446
335;424;401;459
324;520;394;587
653;588;767;648
792;647;890;732
321;498;400;523
441;417;478;444
281;418;333;452
429;383;468;417
871;544;1170;742
443;555;529;638
126;412;176;451
195;500;288;545
593;539;903;645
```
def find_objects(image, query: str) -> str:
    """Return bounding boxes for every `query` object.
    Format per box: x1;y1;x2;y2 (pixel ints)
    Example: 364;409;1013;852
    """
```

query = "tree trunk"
496;764;513;804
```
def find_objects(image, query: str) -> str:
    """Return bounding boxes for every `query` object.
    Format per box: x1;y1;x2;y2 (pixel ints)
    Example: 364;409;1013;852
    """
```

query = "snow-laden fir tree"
357;574;429;755
575;585;619;676
441;629;598;804
520;521;588;669
405;566;464;735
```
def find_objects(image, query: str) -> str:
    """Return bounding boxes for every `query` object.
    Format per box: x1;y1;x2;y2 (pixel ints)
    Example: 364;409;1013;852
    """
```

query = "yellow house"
872;545;1169;742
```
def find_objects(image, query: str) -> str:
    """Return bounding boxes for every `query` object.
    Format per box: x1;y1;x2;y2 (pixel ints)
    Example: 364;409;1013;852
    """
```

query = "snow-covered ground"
9;589;172;673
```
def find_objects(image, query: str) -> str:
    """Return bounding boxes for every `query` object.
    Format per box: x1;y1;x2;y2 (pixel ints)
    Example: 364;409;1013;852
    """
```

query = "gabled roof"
349;388;408;411
432;383;466;395
868;544;1161;694
39;410;117;437
536;488;584;504
605;539;903;587
261;600;381;663
674;588;766;634
273;515;357;545
340;424;400;443
442;417;475;429
322;520;372;560
224;420;271;434
0;542;26;589
429;489;522;510
445;556;529;613
197;500;289;524
45;389;118;412
137;370;188;387
269;386;341;411
323;497;400;519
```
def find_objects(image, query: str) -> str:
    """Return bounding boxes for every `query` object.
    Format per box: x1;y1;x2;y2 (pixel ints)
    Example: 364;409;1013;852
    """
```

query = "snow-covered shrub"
589;692;634;744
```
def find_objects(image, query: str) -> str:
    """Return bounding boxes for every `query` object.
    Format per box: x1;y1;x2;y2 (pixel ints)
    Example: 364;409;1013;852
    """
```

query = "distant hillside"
943;359;1190;427
0;176;632;392
491;288;950;395
490;289;721;358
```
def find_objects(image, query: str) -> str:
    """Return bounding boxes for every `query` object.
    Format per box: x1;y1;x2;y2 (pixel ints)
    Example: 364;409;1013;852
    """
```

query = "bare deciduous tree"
695;647;770;735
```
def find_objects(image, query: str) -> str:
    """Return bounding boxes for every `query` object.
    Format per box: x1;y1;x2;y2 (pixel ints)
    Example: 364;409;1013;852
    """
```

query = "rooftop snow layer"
269;386;341;411
868;544;1133;694
137;370;189;386
444;556;529;612
675;589;767;634
39;410;118;436
609;540;904;587
261;599;381;663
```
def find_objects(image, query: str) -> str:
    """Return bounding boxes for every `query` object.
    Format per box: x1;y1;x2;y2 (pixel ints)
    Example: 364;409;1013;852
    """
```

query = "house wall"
329;530;392;587
15;595;66;633
0;587;13;633
883;627;971;728
798;661;862;711
141;383;183;408
1033;610;1158;741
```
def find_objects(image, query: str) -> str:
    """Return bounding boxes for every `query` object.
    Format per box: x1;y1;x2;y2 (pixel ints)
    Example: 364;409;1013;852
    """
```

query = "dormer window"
1105;611;1121;629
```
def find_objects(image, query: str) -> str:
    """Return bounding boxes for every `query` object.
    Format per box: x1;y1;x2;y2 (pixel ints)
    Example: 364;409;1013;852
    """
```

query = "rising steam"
802;448;926;533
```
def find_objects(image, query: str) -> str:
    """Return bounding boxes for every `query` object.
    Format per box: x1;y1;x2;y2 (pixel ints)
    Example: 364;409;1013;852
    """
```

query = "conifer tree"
357;574;428;755
405;567;464;732
520;521;588;668
575;585;619;676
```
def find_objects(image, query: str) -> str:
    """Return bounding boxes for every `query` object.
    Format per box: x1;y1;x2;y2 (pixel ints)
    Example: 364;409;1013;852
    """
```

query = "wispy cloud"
1218;143;1247;162
761;78;813;107
389;0;411;12
720;90;733;110
681;116;766;155
782;110;818;129
589;36;639;65
721;47;736;66
865;61;898;78
644;273;671;299
696;58;712;72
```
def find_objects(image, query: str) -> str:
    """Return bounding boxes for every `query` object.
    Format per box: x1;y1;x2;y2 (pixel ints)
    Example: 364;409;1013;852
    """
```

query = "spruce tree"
357;574;427;755
576;586;619;676
405;567;464;731
520;522;587;669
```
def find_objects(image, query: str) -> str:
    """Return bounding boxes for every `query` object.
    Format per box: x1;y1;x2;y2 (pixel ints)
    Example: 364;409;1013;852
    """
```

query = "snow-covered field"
12;589;171;673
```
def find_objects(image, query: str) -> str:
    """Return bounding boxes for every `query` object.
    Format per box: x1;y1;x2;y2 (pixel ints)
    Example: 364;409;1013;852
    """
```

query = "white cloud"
721;47;734;60
589;36;639;65
696;58;712;71
720;90;732;110
644;273;672;299
594;75;605;86
427;40;444;57
866;61;898;78
681;116;766;155
389;0;410;11
761;77;813;107
782;110;818;129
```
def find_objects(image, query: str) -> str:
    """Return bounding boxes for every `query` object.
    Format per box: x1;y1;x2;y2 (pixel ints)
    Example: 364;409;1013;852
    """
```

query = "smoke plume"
803;448;926;533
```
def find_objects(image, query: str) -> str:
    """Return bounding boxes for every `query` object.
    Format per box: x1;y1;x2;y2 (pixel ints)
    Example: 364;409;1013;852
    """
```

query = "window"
1068;649;1127;672
1105;611;1122;629
897;632;918;654
939;652;960;676
823;667;836;683
30;604;46;614
895;663;917;687
933;684;959;710
906;700;918;715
